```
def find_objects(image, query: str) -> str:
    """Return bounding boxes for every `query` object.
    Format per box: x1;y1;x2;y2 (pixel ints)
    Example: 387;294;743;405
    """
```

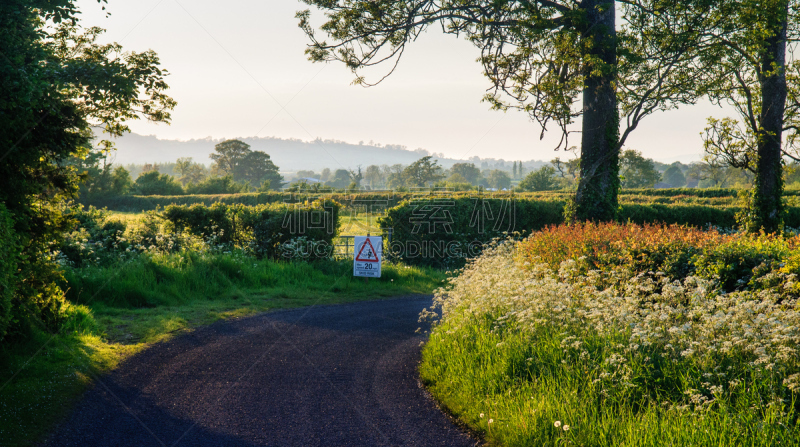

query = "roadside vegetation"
0;207;443;446
421;223;800;446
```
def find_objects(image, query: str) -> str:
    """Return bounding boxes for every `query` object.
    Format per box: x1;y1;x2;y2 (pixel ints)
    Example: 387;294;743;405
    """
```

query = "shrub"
379;197;565;268
162;201;340;259
132;171;184;196
0;204;18;342
185;176;246;194
517;222;800;294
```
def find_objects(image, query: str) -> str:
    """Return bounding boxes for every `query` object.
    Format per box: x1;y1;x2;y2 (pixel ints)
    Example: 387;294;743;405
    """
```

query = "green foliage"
620;149;661;188
57;206;130;268
0;204;18;342
132;171;184;196
518;166;558;191
385;156;445;189
449;163;481;185
618;203;740;228
662;165;687;187
210;139;282;188
75;151;134;200
174;157;208;186
380;198;564;268
326;169;352;189
486;169;511;189
185;175;246;195
162;201;340;260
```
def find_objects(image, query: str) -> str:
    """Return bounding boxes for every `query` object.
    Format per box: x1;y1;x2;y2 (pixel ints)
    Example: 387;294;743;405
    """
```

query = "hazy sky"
75;0;729;163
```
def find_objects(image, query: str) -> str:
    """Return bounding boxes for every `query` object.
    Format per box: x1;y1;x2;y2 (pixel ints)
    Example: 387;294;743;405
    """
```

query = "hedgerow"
382;198;800;267
517;222;800;294
162;201;340;259
378;198;565;268
83;189;779;212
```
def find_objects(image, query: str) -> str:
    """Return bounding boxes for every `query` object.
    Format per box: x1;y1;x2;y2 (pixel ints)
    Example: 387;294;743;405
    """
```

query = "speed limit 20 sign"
353;236;381;278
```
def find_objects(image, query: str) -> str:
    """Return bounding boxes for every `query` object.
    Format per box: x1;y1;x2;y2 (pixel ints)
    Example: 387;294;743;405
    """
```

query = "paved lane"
44;295;478;447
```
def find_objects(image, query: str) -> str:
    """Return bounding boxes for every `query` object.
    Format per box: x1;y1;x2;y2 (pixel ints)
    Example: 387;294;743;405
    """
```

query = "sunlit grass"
1;252;444;446
420;235;800;446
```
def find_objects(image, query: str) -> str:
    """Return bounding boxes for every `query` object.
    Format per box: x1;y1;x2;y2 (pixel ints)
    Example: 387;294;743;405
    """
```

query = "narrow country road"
44;295;478;447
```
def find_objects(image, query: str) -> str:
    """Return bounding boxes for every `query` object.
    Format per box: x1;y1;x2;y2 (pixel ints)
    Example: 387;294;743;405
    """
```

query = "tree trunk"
750;3;788;233
569;0;619;222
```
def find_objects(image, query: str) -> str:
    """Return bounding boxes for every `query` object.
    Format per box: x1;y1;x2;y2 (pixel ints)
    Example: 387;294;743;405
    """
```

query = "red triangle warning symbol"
355;238;380;262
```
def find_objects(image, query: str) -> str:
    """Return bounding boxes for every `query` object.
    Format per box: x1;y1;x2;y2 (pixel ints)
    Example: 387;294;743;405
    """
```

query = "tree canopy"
619;149;660;188
0;0;175;339
519;166;558;191
298;0;719;221
210;139;283;189
701;0;796;231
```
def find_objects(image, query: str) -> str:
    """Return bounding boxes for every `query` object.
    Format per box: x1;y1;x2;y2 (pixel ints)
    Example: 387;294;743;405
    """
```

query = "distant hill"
100;132;547;173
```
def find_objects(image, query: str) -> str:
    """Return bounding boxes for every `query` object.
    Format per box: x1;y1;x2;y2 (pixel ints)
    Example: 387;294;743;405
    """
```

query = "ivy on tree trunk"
750;3;788;233
569;0;619;222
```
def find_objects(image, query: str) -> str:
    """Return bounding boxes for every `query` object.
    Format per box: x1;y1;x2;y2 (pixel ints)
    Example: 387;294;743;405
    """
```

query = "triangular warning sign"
355;238;380;262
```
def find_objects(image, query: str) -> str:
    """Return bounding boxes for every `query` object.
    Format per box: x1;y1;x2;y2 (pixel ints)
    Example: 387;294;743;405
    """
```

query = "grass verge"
0;252;444;446
419;234;800;447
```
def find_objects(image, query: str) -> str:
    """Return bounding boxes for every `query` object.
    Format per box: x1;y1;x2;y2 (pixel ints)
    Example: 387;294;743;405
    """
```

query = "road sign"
353;236;381;277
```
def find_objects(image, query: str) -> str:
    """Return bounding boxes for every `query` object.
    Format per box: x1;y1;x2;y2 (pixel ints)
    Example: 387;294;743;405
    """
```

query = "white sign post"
353;236;382;278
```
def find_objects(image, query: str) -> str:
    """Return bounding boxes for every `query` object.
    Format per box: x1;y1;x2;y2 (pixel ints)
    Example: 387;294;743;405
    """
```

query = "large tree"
210;139;282;189
210;139;253;178
619;149;660;188
0;0;174;338
702;0;795;232
450;162;481;185
298;0;718;221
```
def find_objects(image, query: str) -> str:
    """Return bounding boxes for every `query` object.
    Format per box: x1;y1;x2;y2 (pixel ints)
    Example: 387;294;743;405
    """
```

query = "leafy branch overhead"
298;0;719;151
46;22;176;151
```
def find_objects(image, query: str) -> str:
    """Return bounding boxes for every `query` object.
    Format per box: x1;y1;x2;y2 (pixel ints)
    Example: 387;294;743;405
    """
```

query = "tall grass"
2;251;444;446
64;251;439;308
420;231;800;446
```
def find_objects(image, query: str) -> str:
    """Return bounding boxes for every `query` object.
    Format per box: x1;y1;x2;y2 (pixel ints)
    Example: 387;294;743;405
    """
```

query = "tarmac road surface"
43;295;478;447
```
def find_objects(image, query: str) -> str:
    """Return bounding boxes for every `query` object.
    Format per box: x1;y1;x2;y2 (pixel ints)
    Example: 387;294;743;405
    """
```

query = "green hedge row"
162;201;340;259
84;190;745;212
380;198;800;267
621;187;800;198
84;191;538;211
378;198;565;268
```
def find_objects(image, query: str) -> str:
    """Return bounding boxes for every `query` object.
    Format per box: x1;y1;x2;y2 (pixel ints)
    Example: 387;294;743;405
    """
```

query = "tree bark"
750;2;788;233
570;0;619;222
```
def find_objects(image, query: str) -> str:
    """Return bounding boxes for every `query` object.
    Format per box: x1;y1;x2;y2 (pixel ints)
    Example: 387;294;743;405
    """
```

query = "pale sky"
74;0;727;163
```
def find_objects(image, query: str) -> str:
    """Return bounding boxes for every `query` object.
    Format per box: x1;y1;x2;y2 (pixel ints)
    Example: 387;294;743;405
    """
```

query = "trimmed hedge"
379;198;565;268
0;204;17;342
382;198;800;267
162;201;340;259
83;190;732;212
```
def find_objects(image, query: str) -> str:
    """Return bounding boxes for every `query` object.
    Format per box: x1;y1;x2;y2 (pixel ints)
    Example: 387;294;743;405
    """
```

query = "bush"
57;207;131;267
379;197;565;267
185;176;246;194
132;171;184;196
517;222;800;294
0;204;18;342
162;201;340;260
